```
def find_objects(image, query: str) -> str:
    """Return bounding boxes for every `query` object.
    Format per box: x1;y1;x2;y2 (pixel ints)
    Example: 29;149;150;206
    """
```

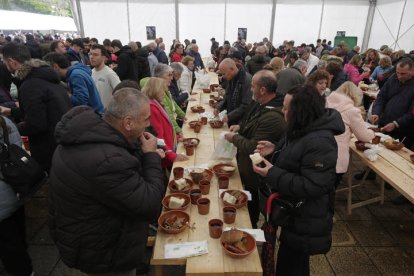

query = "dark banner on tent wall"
146;26;156;40
238;28;247;40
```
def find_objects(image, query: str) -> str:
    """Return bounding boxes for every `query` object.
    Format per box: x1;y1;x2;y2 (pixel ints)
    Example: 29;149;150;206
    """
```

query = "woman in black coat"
253;86;345;276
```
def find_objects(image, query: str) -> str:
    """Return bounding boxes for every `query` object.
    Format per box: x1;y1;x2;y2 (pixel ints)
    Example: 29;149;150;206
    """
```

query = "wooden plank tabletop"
350;138;414;203
151;72;262;276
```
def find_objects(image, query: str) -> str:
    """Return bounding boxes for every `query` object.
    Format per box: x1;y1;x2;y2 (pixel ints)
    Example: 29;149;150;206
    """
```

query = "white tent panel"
129;0;175;47
225;0;272;44
369;0;405;50
320;1;368;46
391;0;414;51
272;2;322;46
179;0;225;59
0;9;76;31
80;0;129;45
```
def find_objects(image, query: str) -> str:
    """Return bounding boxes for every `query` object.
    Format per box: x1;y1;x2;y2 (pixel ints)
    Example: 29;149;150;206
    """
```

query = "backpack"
0;116;47;201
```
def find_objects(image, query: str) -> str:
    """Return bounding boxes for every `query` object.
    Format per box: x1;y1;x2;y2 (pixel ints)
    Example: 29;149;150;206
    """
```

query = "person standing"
224;70;286;228
49;89;165;275
0;43;72;172
90;44;120;107
254;86;344;276
44;52;104;114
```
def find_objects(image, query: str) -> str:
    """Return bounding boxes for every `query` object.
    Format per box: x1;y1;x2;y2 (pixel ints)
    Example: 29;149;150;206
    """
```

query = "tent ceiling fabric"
72;0;413;56
0;10;77;31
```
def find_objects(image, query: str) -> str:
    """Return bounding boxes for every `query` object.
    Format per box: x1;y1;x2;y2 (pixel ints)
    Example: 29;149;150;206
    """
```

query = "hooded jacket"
246;55;271;76
11;59;72;171
265;108;345;255
66;63;104;114
136;48;151;81
114;46;139;81
65;47;82;66
326;92;375;173
49;106;165;273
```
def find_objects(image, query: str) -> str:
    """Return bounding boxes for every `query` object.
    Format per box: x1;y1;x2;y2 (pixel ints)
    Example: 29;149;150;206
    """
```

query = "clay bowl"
384;141;404;151
168;178;194;194
220;190;248;209
212;84;220;88
162;193;191;211
221;230;256;258
158;210;190;234
410;154;414;163
354;141;367;151
372;136;381;145
191;106;205;113
189;121;201;129
209;120;224;129
203;88;211;93
213;164;236;178
190;169;213;184
182;138;200;147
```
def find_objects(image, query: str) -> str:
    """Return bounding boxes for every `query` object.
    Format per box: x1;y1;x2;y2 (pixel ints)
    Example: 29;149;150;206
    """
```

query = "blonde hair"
141;77;167;102
263;57;284;76
336;81;363;106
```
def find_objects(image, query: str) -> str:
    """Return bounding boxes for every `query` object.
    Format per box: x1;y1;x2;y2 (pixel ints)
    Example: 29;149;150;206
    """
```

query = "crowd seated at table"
0;32;413;276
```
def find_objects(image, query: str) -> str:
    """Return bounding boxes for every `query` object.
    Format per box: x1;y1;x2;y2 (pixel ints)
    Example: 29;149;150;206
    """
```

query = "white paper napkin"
164;240;208;259
223;227;265;243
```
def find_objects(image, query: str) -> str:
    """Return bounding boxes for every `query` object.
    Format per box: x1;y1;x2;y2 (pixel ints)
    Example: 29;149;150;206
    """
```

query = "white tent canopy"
0;10;77;32
71;0;413;57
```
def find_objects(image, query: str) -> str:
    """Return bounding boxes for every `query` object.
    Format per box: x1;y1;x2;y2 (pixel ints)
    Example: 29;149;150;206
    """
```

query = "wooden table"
341;138;414;214
151;72;263;276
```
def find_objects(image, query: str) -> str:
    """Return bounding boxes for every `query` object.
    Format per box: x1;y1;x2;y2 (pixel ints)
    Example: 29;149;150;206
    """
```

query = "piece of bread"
168;197;185;208
222;166;235;172
223;192;237;204
175;178;188;190
249;153;263;165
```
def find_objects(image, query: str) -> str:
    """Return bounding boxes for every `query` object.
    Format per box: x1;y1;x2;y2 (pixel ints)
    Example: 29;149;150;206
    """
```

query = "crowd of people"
0;32;413;276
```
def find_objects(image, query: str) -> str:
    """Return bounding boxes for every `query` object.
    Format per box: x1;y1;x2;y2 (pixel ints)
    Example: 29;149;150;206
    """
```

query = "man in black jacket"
215;58;252;126
111;40;140;82
49;89;165;275
0;43;72;172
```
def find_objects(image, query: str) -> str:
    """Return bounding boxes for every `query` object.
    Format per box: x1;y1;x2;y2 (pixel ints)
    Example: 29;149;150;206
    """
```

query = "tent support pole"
224;0;227;42
317;0;325;39
175;0;179;41
394;0;407;50
75;0;85;37
126;0;131;41
362;0;376;52
269;0;277;44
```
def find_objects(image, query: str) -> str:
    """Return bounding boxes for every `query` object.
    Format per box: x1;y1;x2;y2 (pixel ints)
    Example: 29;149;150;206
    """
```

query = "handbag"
0;116;47;201
259;185;304;227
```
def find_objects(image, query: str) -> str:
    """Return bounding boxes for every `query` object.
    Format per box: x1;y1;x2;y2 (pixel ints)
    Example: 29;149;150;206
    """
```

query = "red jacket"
150;99;176;167
171;52;183;62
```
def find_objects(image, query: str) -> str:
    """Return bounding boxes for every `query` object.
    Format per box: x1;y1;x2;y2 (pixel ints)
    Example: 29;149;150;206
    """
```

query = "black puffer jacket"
49;106;165;273
114;46;139;81
265;108;344;255
11;59;72;171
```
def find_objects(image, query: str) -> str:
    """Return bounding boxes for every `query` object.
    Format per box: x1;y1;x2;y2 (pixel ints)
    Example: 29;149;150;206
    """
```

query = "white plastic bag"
211;133;237;161
194;70;210;90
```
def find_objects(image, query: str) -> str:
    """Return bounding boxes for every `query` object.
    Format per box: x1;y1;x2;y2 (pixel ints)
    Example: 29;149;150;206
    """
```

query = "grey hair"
303;47;312;54
154;63;173;78
104;88;149;120
170;62;184;74
293;59;308;70
317;59;327;69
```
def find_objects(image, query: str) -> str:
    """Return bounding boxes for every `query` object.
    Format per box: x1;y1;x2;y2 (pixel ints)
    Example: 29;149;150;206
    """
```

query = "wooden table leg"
154;265;163;276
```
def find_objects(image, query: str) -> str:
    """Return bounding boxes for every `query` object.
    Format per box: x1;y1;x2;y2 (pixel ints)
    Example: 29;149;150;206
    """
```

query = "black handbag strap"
0;116;10;146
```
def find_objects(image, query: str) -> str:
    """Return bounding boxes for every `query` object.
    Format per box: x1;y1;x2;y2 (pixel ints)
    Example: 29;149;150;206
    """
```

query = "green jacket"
161;90;185;134
232;96;286;190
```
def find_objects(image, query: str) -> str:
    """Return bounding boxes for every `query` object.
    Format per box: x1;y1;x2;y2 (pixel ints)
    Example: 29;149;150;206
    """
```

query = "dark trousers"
245;187;259;229
276;241;309;276
0;206;33;276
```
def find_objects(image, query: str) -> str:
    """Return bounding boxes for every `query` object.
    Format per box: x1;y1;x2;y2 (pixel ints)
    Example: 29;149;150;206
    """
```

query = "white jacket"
178;65;193;93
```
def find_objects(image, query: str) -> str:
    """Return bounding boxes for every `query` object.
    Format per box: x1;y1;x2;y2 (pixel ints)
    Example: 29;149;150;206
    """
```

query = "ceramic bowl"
158;210;190;234
220;190;248;209
213;164;236;177
168;178;194;194
221;230;256;258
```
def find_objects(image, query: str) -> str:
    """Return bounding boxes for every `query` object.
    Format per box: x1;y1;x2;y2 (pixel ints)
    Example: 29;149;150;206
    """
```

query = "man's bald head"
219;58;239;80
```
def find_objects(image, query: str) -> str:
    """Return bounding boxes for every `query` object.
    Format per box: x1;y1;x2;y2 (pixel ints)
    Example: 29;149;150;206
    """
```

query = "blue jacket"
188;50;205;69
369;65;392;82
66;64;104;114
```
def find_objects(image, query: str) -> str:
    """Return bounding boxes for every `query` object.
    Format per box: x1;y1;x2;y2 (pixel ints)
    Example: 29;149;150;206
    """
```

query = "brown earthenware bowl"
220;190;248;209
162;193;191;211
221;230;256;258
213;164;236;178
158;210;190;234
168;178;194;194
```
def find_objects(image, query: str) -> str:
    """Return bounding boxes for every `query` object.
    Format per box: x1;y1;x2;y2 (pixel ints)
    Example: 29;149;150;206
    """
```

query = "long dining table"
150;71;263;276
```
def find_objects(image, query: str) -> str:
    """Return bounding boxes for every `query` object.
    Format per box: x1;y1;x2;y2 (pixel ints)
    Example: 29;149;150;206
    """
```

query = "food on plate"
168;196;185;209
222;166;236;172
191;139;199;145
223;192;237;204
249;153;263;165
174;178;189;191
221;229;250;254
162;214;186;230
